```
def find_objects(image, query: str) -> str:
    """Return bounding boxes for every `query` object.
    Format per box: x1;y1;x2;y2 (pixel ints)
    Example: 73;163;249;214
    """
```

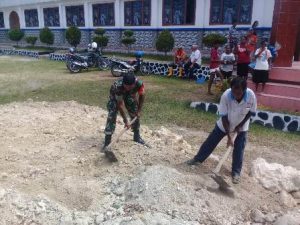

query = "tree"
156;30;174;56
66;26;81;48
8;29;24;46
121;30;136;53
25;36;38;47
39;27;54;46
202;33;227;47
93;28;109;52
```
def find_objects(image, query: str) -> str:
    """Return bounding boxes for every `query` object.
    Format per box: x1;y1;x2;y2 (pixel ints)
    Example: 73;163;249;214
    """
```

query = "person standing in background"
208;43;223;95
220;45;236;81
253;41;272;92
246;28;258;59
235;37;251;80
228;21;239;50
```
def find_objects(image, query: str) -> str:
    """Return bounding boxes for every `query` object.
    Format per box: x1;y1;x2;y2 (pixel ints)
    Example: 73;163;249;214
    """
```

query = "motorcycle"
110;51;149;77
66;48;111;73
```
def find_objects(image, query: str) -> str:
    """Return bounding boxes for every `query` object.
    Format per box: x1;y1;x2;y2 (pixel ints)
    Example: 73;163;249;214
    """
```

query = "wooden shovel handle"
106;117;137;149
213;133;237;174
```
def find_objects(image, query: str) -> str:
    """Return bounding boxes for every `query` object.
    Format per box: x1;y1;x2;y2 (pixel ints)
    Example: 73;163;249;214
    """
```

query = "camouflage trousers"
104;95;140;135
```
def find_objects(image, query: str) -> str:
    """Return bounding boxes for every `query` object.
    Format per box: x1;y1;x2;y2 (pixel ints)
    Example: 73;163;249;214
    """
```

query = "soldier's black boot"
101;135;112;152
133;130;145;145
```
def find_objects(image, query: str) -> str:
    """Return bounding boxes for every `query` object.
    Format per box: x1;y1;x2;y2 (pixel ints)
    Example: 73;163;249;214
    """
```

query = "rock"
251;158;300;193
280;191;297;208
274;209;300;225
251;209;265;223
291;191;300;199
95;214;105;224
264;213;277;223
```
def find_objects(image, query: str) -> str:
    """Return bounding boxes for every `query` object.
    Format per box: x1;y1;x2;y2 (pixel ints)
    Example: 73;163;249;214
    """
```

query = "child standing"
208;43;223;95
220;45;236;80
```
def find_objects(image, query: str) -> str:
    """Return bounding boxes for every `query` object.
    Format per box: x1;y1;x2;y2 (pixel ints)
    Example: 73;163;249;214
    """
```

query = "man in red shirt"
235;37;251;79
208;43;223;95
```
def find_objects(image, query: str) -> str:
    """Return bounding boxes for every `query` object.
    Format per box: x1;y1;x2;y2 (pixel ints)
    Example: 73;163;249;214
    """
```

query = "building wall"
0;0;275;49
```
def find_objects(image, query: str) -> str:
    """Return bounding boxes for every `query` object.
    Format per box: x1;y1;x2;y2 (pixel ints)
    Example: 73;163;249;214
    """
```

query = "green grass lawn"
0;56;299;150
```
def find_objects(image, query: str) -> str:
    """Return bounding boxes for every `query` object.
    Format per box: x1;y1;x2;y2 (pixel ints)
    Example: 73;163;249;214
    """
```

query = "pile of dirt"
0;101;298;225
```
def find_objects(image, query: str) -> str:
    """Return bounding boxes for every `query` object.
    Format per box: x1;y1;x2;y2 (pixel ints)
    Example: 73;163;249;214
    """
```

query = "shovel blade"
211;173;235;197
104;150;118;162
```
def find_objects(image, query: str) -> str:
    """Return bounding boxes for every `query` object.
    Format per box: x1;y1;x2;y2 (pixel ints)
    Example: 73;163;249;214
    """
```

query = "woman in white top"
253;41;272;92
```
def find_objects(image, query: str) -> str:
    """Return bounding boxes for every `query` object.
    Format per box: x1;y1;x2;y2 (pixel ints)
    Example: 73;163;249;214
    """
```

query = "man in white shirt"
186;77;257;184
184;45;202;79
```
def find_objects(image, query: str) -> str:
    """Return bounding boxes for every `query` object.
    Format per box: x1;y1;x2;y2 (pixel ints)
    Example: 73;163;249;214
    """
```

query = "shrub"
121;30;136;53
202;33;227;47
156;30;174;56
25;36;38;46
94;28;106;36
66;26;81;48
93;28;109;52
8;29;24;46
39;27;54;46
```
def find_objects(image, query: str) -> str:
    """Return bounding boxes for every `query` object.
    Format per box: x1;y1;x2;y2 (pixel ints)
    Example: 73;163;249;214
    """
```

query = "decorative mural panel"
93;3;115;26
210;0;252;24
210;0;222;24
25;9;39;27
43;7;60;27
239;0;252;24
0;12;4;28
124;0;151;26
162;0;196;25
66;5;85;27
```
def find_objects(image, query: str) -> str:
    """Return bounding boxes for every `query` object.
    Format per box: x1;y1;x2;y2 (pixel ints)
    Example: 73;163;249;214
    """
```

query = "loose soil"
0;101;298;224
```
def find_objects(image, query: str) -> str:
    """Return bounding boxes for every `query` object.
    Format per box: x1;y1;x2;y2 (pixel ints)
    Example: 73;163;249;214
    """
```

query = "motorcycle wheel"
111;64;125;77
98;59;110;70
69;62;81;73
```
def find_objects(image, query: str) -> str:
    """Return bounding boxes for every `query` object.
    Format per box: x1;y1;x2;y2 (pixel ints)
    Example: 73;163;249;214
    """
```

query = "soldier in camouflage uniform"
103;74;146;148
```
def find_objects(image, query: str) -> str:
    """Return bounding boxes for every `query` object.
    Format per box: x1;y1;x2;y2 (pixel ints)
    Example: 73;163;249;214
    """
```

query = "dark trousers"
194;125;247;176
184;62;200;79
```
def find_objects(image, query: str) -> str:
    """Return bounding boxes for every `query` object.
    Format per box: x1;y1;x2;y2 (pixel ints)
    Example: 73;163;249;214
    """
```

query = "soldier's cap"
123;74;136;85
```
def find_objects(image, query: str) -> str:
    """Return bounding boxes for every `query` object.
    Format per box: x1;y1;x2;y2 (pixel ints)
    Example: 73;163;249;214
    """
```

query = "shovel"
211;133;237;197
103;117;137;162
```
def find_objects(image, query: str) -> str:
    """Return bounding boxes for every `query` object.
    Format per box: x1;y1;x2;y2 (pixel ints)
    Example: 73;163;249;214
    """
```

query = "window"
162;0;196;25
210;0;253;24
43;7;60;27
93;3;115;26
124;0;151;26
66;5;85;27
24;9;39;27
0;12;4;28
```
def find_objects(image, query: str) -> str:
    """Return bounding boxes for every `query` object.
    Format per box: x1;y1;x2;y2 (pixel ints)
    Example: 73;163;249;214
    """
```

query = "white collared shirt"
190;49;202;65
217;88;257;132
254;47;272;70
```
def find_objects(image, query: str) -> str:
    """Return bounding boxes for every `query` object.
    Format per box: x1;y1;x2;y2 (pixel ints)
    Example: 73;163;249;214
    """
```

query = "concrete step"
255;92;300;112
270;67;300;85
248;81;300;98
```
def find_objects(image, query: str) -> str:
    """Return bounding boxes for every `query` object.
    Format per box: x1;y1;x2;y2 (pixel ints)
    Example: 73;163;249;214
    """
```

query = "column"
3;10;10;29
84;2;89;28
38;6;44;28
115;0;122;28
270;0;300;67
59;3;66;28
151;0;159;28
18;7;25;29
